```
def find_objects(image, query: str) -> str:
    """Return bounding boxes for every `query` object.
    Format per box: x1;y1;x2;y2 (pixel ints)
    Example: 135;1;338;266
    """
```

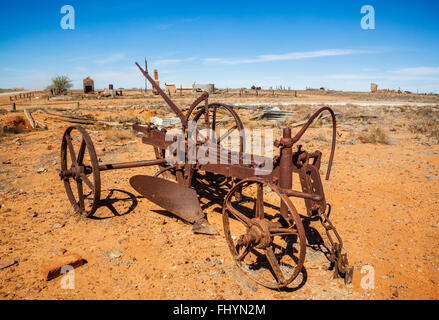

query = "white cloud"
324;74;374;80
75;66;87;72
324;72;439;82
154;57;196;66
155;59;184;65
95;53;126;65
204;49;367;65
390;67;439;76
156;18;198;30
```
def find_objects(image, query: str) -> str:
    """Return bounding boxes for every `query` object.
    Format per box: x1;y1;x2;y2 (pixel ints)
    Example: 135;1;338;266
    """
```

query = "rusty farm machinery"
59;61;354;289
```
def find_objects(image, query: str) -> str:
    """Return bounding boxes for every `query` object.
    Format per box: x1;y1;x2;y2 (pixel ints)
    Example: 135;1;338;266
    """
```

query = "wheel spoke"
77;138;86;165
66;135;78;166
197;129;207;143
269;227;298;236
256;183;264;219
80;173;94;190
76;179;85;212
211;105;217;137
218;125;238;143
237;242;252;262
266;247;285;284
226;202;251;226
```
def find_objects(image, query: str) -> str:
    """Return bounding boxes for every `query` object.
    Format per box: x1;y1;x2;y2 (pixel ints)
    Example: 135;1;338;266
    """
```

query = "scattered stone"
424;174;438;181
126;258;137;266
52;248;67;256
0;258;18;270
40;253;86;281
118;237;129;245
37;167;47;174
52;222;65;229
103;248;124;265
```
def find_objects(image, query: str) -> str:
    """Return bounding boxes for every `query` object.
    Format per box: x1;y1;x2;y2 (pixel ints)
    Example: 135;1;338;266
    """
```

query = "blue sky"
1;0;439;92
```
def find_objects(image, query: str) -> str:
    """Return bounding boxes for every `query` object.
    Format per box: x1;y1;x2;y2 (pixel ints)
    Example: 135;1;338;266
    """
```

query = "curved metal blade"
129;175;204;224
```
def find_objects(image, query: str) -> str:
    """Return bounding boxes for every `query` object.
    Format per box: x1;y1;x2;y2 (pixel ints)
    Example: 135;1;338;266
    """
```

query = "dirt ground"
0;89;438;300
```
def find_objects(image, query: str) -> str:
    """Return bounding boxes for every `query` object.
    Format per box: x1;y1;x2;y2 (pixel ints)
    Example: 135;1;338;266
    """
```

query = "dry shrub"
137;115;150;125
357;127;391;144
242;119;259;129
1;126;23;136
103;127;134;142
409;118;439;142
106;114;139;124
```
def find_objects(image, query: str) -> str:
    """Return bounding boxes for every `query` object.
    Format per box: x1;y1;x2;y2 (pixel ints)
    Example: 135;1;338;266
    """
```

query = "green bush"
46;75;73;95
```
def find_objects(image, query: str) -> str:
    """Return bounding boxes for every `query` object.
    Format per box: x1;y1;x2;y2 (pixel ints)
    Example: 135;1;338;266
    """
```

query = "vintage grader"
59;61;354;289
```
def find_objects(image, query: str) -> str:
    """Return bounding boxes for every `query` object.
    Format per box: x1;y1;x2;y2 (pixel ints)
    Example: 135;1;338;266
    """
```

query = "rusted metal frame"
98;158;167;171
62;158;168;177
282;189;323;202
291;106;336;180
202;142;269;169
135;62;188;128
198;162;274;181
190;103;246;156
318;205;350;276
184;92;209;121
278;128;294;220
298;164;326;216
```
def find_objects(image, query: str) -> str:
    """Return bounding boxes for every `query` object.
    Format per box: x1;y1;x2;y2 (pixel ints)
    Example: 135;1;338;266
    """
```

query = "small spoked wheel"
189;103;245;154
223;177;306;289
60;125;100;217
188;103;245;186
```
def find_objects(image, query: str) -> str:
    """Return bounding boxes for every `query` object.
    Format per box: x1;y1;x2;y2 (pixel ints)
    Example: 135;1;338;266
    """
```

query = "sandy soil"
0;89;438;300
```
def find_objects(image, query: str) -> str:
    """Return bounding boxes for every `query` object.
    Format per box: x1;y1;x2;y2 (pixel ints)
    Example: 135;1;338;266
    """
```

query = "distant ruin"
83;77;94;94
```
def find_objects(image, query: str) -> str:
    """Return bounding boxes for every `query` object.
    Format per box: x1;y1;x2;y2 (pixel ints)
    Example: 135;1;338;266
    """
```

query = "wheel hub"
239;219;272;249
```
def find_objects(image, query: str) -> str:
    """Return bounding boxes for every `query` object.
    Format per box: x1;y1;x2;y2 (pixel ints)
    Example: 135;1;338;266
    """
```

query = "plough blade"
129;175;217;235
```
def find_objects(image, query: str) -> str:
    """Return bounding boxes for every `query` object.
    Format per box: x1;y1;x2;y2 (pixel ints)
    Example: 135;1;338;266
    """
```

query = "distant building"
153;70;160;94
165;82;215;94
83;77;94;94
193;83;215;93
165;82;193;94
371;83;378;93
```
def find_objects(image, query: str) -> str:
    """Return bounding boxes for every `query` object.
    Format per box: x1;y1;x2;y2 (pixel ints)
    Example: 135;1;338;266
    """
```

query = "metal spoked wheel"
223;177;306;289
188;103;245;186
60;125;101;217
189;103;245;154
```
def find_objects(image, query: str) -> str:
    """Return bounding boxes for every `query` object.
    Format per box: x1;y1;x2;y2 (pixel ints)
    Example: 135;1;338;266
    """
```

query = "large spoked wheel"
188;103;245;186
60;125;101;217
223;177;306;289
189;103;245;154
